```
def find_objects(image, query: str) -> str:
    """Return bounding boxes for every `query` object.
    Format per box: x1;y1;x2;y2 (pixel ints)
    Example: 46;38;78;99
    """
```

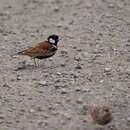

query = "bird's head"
48;34;60;46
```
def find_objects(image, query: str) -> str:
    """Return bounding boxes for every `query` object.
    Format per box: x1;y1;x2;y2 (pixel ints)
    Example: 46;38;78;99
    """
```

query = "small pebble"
19;92;25;96
75;65;82;69
54;85;60;89
75;86;81;91
56;72;62;75
127;117;130;122
82;52;89;57
62;112;72;120
2;84;11;88
38;81;47;86
60;63;65;67
76;97;84;104
104;67;111;72
43;113;49;118
30;109;35;113
74;56;81;61
60;50;68;55
16;75;22;80
61;88;67;94
57;22;63;28
108;4;115;8
53;6;59;12
100;80;104;83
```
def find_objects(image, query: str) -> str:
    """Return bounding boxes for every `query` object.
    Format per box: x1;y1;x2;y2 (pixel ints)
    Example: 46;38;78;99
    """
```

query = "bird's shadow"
14;64;39;71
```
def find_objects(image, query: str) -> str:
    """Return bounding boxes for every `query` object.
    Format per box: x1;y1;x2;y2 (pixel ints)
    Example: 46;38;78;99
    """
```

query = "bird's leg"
32;58;38;67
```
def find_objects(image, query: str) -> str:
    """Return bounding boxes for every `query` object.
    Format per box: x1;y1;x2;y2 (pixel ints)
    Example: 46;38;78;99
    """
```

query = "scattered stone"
104;67;111;72
30;108;35;113
108;4;115;8
17;75;22;80
55;79;60;83
61;88;67;94
60;63;65;67
82;52;89;57
89;105;112;125
73;73;78;79
60;50;68;55
75;64;82;69
57;22;63;28
127;117;130;126
56;72;62;75
15;64;26;71
74;56;81;61
100;80;104;83
43;113;49;118
54;84;61;89
107;124;117;130
19;92;25;96
2;83;11;88
53;6;59;12
62;112;72;120
48;106;55;110
38;81;47;86
82;87;91;93
127;117;130;122
76;97;84;104
75;86;81;91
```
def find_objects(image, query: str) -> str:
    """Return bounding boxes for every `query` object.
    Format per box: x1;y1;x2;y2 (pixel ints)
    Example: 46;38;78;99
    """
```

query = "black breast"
35;54;55;59
35;46;57;59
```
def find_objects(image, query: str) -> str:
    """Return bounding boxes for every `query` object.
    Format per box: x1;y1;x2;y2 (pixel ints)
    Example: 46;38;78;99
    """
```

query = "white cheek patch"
49;38;55;44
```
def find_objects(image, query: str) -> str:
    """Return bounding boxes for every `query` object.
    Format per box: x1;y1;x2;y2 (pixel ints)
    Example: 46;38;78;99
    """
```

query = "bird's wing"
17;42;57;58
17;46;47;57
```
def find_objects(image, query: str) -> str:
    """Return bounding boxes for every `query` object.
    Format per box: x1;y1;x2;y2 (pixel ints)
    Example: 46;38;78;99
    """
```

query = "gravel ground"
0;0;130;130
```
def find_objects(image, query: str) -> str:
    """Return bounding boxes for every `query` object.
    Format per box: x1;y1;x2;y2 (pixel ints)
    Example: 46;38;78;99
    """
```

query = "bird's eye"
49;38;55;44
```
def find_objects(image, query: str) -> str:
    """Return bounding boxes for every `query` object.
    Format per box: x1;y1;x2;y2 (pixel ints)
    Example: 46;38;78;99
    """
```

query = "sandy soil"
0;0;130;130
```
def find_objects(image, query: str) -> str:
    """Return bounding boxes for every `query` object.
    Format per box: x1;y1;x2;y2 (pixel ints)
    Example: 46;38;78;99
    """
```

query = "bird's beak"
59;37;64;47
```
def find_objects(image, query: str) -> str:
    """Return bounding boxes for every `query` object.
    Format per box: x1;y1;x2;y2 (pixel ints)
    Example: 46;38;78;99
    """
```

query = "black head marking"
48;34;59;46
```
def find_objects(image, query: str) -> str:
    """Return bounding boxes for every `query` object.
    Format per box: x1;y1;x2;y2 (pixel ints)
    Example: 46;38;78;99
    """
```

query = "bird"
16;34;60;66
89;105;112;125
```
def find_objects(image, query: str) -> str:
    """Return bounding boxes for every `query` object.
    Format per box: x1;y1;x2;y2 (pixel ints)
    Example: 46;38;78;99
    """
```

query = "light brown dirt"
0;0;130;130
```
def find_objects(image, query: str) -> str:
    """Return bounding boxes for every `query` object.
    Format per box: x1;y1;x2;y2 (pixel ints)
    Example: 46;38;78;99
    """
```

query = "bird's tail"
11;50;26;58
